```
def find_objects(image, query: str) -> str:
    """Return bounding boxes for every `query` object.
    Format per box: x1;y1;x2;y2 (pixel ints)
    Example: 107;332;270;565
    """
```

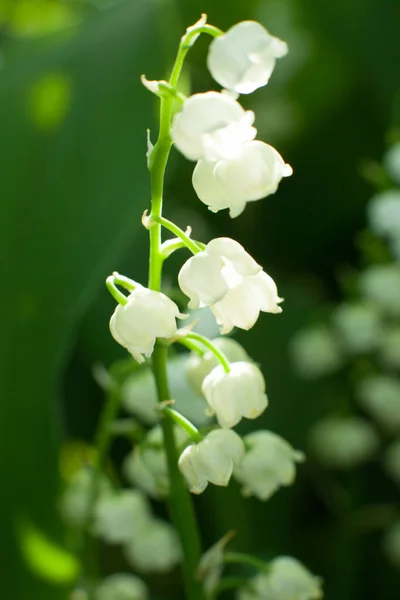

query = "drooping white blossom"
171;91;256;161
92;490;151;544
110;286;183;363
237;556;322;600
178;429;245;494
332;302;381;354
356;374;400;433
178;237;282;334
186;337;251;396
367;190;400;240
290;326;342;379
234;431;304;501
124;519;181;573
60;468;112;527
309;416;378;469
192;140;292;217
207;21;288;95
202;362;268;429
95;574;148;600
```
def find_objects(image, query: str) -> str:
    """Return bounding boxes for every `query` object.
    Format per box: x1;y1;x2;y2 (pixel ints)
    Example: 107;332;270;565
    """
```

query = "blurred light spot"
9;0;79;38
17;516;80;583
60;440;96;482
28;72;72;132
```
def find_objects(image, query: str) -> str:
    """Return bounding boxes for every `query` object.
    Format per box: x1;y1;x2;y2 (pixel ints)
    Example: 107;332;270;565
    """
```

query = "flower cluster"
171;21;292;218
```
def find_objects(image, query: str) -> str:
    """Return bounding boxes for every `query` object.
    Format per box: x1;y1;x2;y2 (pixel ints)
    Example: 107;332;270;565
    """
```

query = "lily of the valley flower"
178;429;244;494
207;21;288;95
92;490;151;544
234;431;304;501
202;362;268;429
178;238;282;333
170;91;256;161
110;286;183;363
192;140;292;217
124;519;182;573
238;556;322;600
95;574;148;600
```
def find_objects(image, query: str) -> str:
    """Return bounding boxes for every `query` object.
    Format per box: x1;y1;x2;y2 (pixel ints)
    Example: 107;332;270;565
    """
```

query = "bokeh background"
1;0;400;598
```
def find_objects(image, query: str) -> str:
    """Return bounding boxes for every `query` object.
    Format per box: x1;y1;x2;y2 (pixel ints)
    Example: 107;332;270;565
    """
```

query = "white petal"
192;160;231;213
178;251;228;309
206;237;261;276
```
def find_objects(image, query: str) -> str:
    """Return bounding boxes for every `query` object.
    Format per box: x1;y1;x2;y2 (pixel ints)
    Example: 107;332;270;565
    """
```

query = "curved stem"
163;406;203;442
152;215;202;255
106;276;128;305
223;552;268;573
184;332;231;373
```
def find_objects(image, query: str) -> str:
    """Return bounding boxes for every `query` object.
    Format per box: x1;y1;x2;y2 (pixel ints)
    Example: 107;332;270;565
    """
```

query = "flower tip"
283;164;293;177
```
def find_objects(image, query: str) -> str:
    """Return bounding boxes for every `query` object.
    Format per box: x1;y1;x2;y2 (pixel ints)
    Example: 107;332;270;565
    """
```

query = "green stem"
184;332;231;373
151;215;202;255
146;17;219;599
223;552;268;573
106;275;128;305
163;406;203;442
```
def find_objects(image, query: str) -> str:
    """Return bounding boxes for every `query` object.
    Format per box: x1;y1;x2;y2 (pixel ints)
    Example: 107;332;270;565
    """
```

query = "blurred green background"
1;0;400;598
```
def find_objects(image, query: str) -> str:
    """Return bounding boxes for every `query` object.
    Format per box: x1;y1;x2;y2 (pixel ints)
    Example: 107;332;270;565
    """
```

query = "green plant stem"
223;552;268;572
151;215;202;254
163;406;203;442
146;18;222;600
184;332;231;372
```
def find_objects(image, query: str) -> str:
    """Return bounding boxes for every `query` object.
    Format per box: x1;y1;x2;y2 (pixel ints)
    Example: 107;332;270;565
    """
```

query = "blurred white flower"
124;519;181;573
356;374;400;433
171;91;256;161
192;140;292;217
367;190;400;240
378;326;400;369
92;490;151;544
289;326;342;379
382;521;400;570
110;287;182;363
383;143;400;184
120;370;158;425
123;425;189;498
384;438;400;486
178;237;282;334
202;362;268;429
332;302;381;354
60;468;112;527
95;574;148;600
186;337;251;396
309;416;378;469
359;264;400;318
237;556;322;600
234;431;304;501
207;21;288;95
178;429;245;494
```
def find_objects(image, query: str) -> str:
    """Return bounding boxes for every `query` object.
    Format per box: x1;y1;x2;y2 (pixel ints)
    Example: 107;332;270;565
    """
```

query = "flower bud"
170;92;256;161
123;425;189;498
186;337;251;396
95;574;148;600
178;237;282;334
367;190;400;239
192;140;292;218
356;375;400;433
309;416;378;469
359;264;400;318
234;431;304;501
332;302;381;354
110;287;182;363
202;362;268;429
384;438;400;486
178;429;245;494
238;556;322;600
124;519;181;573
207;21;288;95
92;490;151;544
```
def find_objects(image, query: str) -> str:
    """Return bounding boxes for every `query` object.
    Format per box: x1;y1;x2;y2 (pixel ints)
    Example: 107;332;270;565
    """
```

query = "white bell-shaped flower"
237;556;322;600
171;91;256;161
60;468;112;527
234;431;304;501
207;21;288;95
367;190;400;240
178;238;282;334
309;416;378;469
289;326;342;379
178;429;245;494
92;490;151;544
356;375;400;433
186;337;251;396
110;286;182;363
193;141;292;218
332;302;381;354
124;518;181;573
95;574;148;600
202;362;268;429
